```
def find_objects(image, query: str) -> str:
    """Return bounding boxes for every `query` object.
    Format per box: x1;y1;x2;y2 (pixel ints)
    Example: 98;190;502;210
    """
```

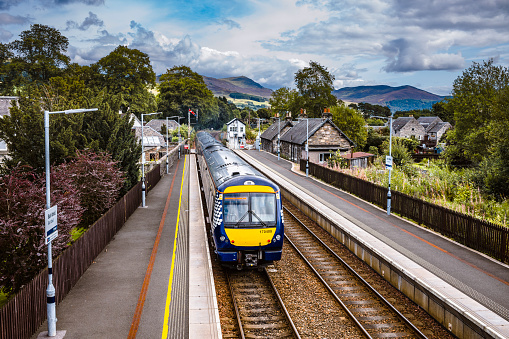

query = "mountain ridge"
333;85;446;111
202;75;273;99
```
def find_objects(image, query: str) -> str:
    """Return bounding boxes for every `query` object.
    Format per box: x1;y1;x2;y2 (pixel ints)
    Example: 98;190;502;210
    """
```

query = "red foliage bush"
57;150;124;229
0;166;83;293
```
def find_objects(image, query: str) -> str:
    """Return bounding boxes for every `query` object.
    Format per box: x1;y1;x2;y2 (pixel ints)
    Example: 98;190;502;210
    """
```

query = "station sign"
385;155;393;170
45;205;58;244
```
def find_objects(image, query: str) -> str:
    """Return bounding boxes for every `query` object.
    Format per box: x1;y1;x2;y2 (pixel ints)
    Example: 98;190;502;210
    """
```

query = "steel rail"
284;205;428;339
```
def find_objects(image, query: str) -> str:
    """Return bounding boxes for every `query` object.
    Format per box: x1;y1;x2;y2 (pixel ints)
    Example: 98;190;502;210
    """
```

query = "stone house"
280;117;354;164
146;119;181;141
260;118;293;154
392;117;426;140
133;126;166;162
417;116;451;147
226;118;246;149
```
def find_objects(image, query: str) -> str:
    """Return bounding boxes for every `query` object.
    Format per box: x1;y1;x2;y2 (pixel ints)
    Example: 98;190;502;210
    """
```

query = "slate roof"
280;118;354;146
417;116;442;125
133;126;166;147
392;117;414;133
226;118;245;126
428;122;450;133
260;120;293;141
146;119;180;133
280;118;324;144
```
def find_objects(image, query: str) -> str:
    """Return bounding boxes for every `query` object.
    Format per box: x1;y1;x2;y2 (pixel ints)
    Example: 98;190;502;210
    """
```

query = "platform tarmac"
32;154;220;339
239;149;509;338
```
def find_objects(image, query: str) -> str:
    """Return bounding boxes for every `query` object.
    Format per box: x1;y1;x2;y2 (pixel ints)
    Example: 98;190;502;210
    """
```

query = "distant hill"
202;76;273;100
333;85;446;111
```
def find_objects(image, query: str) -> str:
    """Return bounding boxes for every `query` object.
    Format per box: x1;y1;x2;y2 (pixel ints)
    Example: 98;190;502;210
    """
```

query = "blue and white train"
196;131;284;269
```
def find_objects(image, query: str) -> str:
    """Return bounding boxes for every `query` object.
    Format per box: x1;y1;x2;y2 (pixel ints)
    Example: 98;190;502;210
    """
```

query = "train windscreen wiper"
234;211;249;228
250;211;268;228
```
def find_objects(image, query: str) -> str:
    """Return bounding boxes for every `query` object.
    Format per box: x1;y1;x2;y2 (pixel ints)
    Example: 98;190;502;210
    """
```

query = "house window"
240;126;244;132
319;153;331;163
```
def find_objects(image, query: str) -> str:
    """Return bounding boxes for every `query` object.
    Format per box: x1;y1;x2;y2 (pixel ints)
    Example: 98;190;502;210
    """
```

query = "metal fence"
0;164;161;339
301;160;509;264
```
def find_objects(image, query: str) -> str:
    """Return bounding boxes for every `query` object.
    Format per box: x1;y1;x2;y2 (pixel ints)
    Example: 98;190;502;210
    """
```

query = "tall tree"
295;61;337;118
445;59;509;164
157;65;217;128
0;77;141;193
9;24;70;85
269;87;302;117
96;45;157;115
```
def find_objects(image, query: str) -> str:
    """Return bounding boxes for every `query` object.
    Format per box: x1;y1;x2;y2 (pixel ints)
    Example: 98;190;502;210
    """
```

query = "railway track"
284;202;428;339
226;268;300;339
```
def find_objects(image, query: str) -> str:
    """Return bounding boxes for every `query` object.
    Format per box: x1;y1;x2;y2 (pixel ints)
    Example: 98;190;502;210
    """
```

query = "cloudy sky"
1;0;509;95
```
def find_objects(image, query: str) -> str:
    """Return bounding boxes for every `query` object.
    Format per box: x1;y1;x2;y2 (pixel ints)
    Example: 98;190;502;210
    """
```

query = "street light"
372;113;394;215
306;117;309;177
277;113;281;161
141;112;161;207
44;108;97;337
168;116;184;161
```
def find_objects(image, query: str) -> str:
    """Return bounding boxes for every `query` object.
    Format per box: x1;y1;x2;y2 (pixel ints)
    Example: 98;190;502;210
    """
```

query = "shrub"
56;150;124;229
0;166;83;293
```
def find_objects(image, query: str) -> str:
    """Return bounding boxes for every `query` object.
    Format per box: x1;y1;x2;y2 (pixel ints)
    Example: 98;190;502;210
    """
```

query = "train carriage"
196;131;284;269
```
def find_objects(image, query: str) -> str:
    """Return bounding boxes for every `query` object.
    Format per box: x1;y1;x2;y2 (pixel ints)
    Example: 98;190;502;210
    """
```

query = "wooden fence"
301;160;509;264
0;164;162;339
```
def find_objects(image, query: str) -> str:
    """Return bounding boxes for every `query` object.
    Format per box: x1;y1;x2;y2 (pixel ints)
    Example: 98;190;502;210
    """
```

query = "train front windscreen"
223;192;276;227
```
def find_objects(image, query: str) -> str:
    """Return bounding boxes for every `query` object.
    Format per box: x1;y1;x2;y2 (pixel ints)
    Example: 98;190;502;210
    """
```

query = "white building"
226;118;246;149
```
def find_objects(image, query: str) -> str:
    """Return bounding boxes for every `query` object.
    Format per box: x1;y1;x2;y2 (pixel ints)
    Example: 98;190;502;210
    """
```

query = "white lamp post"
387;112;394;215
141;112;161;207
306;117;309;177
277;113;281;161
44;108;97;337
168;116;183;160
372;113;394;215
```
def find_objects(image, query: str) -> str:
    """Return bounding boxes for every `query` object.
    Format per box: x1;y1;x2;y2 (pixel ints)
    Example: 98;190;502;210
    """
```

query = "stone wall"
308;122;351;148
396;120;426;140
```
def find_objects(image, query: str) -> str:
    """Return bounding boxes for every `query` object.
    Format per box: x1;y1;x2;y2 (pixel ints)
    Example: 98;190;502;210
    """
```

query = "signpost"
385;155;393;171
45;205;58;244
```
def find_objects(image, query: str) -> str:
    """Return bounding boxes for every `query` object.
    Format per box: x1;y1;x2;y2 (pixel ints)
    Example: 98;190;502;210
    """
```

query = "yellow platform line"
161;155;187;338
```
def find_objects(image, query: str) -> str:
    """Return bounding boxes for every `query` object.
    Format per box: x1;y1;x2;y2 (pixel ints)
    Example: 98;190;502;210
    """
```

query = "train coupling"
244;253;258;267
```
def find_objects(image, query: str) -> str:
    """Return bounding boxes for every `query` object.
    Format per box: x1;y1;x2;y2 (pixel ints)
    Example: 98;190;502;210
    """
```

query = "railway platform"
32;154;221;339
239;149;509;339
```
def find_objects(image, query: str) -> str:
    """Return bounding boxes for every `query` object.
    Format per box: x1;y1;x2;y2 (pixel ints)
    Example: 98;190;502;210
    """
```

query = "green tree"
96;46;157;115
351;102;391;119
157;65;217;128
256;107;271;120
0;78;141;194
269;87;302;117
8;24;69;86
295;61;337;117
445;59;509;164
330;105;367;150
364;127;388;154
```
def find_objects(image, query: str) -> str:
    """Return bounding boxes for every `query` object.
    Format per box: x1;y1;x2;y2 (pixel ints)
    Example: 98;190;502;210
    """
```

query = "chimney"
285;111;292;122
322;108;332;120
298;108;307;119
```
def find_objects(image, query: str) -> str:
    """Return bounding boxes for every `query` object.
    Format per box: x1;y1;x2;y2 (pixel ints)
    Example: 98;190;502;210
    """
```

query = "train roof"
197;131;266;187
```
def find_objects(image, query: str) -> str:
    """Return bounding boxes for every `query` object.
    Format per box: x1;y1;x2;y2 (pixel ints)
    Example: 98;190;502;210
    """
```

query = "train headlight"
275;235;281;241
220;236;226;242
